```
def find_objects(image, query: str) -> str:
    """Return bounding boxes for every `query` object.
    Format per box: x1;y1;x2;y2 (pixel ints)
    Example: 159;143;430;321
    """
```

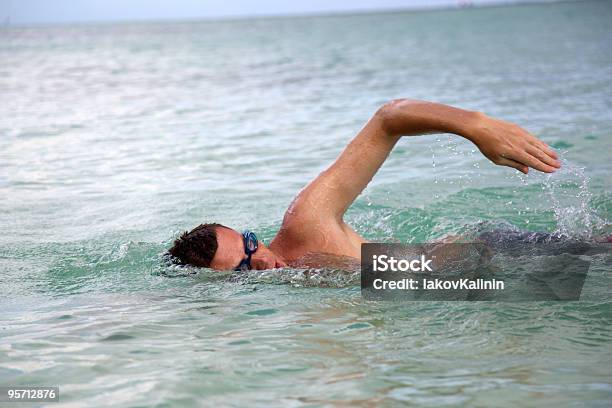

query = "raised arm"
289;99;560;223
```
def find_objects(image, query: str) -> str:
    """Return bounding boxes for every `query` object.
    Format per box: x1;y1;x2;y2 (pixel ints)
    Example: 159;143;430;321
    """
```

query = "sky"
0;0;557;25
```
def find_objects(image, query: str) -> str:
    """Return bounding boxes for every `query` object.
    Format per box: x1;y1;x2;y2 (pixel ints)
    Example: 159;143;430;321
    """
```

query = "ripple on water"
1;2;611;406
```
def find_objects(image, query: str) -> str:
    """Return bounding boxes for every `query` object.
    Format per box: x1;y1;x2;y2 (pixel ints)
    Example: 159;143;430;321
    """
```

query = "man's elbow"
375;98;419;136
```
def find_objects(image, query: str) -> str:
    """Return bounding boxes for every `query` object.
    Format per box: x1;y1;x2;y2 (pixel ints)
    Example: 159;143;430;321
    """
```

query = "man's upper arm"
287;110;400;223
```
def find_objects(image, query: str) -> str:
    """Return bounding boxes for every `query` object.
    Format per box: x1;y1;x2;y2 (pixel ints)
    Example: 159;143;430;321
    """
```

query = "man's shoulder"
273;205;339;244
279;209;338;243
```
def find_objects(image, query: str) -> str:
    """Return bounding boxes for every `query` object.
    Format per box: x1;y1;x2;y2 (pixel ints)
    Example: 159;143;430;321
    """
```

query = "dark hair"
168;223;224;267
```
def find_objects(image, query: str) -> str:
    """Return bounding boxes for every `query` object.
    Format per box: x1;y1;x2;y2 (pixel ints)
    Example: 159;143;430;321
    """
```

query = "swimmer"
168;99;561;270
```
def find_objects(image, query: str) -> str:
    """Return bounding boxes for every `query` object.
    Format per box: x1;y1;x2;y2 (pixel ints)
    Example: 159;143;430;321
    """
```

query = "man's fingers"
527;137;558;159
526;145;561;168
543;144;558;159
513;151;558;173
498;157;529;174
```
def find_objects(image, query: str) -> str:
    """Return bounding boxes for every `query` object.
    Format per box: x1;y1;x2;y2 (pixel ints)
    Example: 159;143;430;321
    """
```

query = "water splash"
543;159;605;238
229;267;360;288
429;144;440;199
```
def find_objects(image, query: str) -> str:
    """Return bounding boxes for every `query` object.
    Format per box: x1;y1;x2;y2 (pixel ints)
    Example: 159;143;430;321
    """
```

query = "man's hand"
466;112;560;174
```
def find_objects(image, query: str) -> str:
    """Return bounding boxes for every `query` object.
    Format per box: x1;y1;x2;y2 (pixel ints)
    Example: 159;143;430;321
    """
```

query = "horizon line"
1;0;588;29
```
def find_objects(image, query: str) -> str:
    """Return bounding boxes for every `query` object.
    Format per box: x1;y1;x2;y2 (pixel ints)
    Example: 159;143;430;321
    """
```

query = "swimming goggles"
235;230;258;271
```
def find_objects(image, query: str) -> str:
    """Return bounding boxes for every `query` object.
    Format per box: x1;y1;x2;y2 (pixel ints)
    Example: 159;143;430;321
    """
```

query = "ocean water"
1;1;611;406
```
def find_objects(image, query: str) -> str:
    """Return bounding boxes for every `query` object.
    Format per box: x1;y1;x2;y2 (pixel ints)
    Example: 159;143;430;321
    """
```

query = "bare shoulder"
270;197;364;260
273;197;335;253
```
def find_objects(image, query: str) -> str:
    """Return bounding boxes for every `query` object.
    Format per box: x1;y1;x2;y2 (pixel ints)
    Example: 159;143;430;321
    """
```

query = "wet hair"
168;223;224;267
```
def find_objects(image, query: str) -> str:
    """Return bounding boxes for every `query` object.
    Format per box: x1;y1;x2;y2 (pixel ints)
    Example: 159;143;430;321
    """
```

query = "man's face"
209;227;285;271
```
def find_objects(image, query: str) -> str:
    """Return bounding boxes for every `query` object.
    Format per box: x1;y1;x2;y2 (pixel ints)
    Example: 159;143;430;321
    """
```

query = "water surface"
1;1;611;406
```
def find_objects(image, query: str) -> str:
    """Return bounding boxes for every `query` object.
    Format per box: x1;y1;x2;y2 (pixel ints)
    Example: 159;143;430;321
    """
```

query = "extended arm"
290;99;560;223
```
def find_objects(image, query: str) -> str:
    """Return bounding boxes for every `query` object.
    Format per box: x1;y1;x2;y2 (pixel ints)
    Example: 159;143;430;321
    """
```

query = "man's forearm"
377;99;480;140
377;99;560;174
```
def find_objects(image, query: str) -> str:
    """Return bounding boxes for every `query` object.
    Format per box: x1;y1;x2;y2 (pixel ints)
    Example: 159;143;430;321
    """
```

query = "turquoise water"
1;1;611;406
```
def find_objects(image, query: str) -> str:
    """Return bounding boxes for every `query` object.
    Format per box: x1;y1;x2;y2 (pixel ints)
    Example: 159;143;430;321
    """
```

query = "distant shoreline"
1;0;598;29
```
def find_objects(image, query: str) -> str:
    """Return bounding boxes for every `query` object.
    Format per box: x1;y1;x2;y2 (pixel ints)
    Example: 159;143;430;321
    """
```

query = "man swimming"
169;99;561;270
